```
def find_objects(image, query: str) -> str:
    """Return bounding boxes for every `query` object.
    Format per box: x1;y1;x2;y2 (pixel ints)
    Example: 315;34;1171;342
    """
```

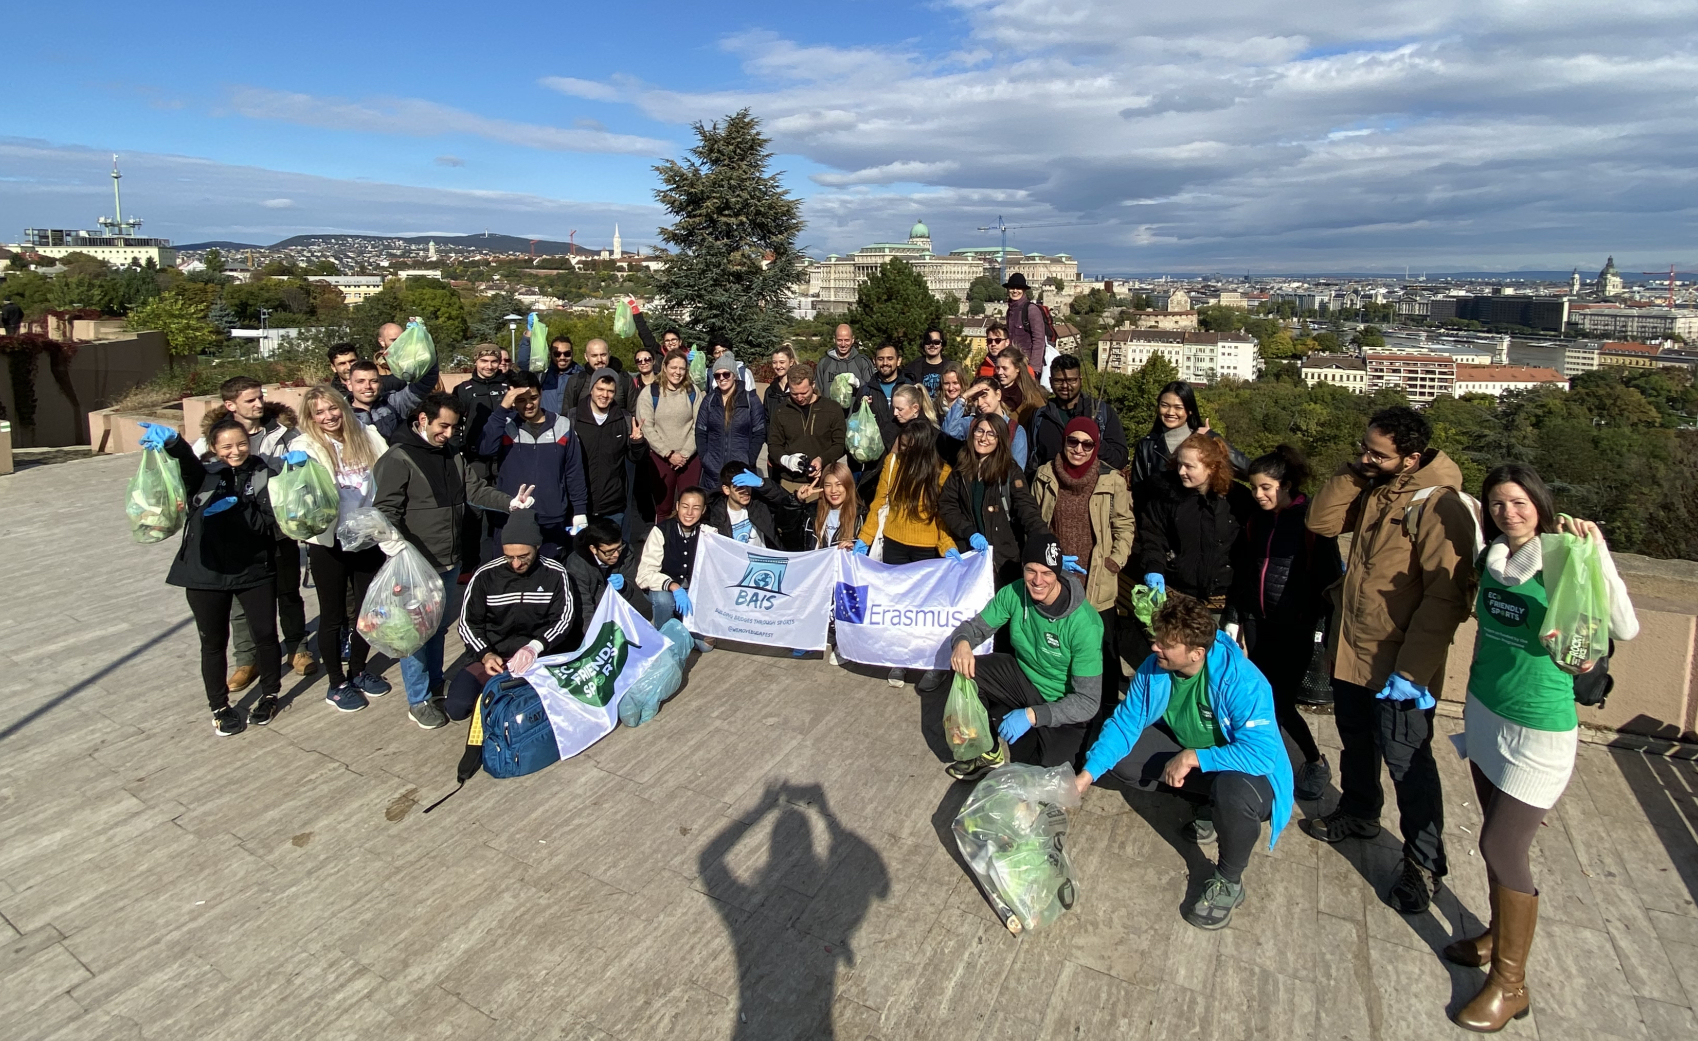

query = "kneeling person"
944;533;1103;781
564;517;651;647
1075;593;1294;930
448;510;575;722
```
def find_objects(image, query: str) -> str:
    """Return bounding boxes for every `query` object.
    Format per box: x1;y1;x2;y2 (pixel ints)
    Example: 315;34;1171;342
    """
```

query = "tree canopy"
848;259;955;359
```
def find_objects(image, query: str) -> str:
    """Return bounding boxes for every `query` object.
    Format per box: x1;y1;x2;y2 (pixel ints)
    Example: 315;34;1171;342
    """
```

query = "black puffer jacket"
938;467;1050;576
454;371;510;459
1129;428;1250;494
1228;496;1342;625
163;438;281;591
1134;470;1253;603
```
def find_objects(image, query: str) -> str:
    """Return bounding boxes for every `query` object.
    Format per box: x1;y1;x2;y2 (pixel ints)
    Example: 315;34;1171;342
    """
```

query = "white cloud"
260;198;294;208
435;154;464;167
812;160;960;187
539;76;623;101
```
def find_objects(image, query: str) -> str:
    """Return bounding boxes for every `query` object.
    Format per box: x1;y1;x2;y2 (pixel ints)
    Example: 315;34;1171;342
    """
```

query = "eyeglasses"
1357;440;1395;465
972;427;999;440
1065;437;1096;450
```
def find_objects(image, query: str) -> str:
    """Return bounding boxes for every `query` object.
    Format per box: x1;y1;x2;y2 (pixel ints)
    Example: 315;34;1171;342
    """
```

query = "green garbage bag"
943;673;992;761
845;398;884;462
388;318;435;383
527;314;549;372
269;456;340;541
953;763;1081;934
1540;526;1612;674
125;444;186;544
829;372;856;409
1130;583;1167;627
613;298;636;339
688;350;708;390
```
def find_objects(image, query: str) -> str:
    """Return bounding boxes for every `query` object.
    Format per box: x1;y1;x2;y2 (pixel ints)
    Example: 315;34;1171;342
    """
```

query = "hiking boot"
212;706;243;736
887;667;906;688
226;665;258;693
1185;806;1217;845
915;669;947;693
1294;755;1332;801
945;740;1007;783
291;650;318;676
248;693;281;726
410;698;450;730
1183;873;1246;930
1388;856;1439;915
1307;808;1381;843
351;672;391;697
325;683;368;713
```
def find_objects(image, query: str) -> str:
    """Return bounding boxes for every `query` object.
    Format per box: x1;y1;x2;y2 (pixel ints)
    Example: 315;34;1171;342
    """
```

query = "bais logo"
730;554;790;611
834;582;868;624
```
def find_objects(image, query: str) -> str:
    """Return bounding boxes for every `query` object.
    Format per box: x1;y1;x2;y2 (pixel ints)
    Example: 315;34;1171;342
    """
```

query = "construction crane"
975;216;1096;283
1641;265;1679;306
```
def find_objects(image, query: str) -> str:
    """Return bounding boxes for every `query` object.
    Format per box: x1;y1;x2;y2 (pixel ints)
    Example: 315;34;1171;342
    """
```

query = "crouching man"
1075;593;1293;930
943;533;1103;782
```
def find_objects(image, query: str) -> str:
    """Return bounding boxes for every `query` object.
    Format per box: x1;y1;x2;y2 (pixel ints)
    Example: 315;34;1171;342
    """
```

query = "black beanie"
1021;532;1062;571
501;508;543;548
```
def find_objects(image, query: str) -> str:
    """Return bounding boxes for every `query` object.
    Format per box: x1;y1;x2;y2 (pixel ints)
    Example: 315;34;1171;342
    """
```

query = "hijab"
1060;416;1101;482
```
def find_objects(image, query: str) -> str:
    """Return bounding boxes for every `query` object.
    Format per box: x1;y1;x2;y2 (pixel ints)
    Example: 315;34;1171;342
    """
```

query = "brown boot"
1444;886;1498;967
291;650;318;676
1454;886;1537;1032
227;665;258;692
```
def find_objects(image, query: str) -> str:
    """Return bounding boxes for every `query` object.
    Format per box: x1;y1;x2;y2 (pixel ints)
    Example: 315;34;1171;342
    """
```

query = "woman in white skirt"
1448;463;1637;1032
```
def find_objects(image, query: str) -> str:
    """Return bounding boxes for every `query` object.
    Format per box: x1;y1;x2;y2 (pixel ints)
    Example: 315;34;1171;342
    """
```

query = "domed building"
1596;256;1624;298
804;222;980;307
907;221;932;252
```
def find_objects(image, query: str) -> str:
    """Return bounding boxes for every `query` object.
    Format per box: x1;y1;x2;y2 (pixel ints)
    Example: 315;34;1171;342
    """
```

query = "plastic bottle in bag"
943;674;993;760
387;318;435;383
952;763;1081;934
126;445;187;544
357;545;445;658
335;505;396;553
270;456;340;541
845;398;885;462
1539;529;1612;674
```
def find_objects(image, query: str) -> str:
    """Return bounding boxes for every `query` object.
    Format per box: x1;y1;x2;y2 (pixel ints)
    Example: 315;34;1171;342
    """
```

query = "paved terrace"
2;452;1696;1041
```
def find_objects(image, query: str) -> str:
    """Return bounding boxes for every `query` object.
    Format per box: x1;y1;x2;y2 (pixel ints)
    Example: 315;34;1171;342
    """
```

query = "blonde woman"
296;383;393;712
637;348;703;521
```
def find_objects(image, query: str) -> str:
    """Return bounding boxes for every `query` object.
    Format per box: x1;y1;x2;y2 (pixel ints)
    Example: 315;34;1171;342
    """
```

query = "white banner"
519;589;667;759
834;550;996;669
684;530;838;651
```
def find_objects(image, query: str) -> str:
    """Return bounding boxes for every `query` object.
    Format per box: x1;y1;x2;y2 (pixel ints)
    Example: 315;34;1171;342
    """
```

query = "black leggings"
971;652;1089;768
307;542;385;687
1242;613;1322;763
1469;762;1548;895
881;539;940;565
186;584;281;711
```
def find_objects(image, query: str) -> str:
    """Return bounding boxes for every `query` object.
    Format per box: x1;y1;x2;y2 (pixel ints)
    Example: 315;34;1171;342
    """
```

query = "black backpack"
1572;640;1615;708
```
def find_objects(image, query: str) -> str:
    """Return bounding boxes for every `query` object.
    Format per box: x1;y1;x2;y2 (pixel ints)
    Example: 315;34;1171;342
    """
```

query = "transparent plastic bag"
269;456;340;541
388;318;435;383
527;314;549;372
126;445;186;544
845;398;884;462
613;298;636;339
1130;583;1166;627
618;620;693;728
688;350;708;390
829;372;855;409
357;544;445;658
336;505;396;553
943;673;992;761
952;763;1081;934
1540;529;1612;674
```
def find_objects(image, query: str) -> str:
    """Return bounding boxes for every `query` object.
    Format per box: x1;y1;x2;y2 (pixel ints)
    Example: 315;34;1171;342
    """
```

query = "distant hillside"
176;240;267;251
176;232;598;256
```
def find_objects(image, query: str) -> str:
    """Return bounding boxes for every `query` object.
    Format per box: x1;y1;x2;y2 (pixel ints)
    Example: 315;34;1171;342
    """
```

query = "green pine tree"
207;297;237;333
848;259;955;359
651;110;804;362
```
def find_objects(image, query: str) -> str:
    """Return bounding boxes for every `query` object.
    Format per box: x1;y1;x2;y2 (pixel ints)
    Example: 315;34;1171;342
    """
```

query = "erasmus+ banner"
834;550;996;670
518;589;667;760
685;531;837;650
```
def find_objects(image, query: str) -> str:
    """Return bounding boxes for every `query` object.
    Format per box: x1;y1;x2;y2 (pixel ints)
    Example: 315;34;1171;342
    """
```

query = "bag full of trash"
269;456;340;541
952;762;1081;934
126;445;187;544
387;318;435;383
357;544;445;658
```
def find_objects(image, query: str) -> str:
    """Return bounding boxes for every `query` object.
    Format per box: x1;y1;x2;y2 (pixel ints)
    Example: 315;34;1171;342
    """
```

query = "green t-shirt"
1162;663;1225;750
979;582;1103;702
1471;568;1577;731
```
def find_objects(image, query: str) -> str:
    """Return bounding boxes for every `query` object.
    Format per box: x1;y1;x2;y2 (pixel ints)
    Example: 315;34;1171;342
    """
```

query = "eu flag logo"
834;582;868;624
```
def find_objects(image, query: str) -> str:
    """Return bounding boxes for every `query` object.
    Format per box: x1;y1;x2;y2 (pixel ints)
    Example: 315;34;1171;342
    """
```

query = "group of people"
142;295;1637;1033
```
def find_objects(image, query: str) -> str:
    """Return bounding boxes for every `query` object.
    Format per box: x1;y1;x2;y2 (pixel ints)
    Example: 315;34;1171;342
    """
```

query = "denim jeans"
400;568;462;705
648;587;679;625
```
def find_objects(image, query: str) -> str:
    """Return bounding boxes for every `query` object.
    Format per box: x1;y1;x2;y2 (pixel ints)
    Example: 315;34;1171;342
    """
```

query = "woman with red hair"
1134;432;1252;617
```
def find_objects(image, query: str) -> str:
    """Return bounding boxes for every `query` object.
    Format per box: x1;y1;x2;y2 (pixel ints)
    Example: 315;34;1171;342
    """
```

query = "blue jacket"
539;362;583;417
942;400;1029;469
1083;631;1294;848
694;387;766;487
477;407;591;525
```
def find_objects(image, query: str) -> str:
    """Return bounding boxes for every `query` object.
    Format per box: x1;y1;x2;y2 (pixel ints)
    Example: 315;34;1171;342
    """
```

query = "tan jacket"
1032;462;1136;611
1306;451;1476;693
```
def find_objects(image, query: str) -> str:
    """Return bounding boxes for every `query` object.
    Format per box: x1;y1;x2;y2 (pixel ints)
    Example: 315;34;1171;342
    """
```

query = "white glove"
378;536;409;558
780;454;805;472
1224;622;1243;647
507;643;540;676
509;493;535;511
847;375;861;388
569;514;588;535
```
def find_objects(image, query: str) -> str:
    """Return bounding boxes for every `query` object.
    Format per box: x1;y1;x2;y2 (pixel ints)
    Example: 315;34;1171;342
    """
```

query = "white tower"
428;240;437;261
613;224;622;258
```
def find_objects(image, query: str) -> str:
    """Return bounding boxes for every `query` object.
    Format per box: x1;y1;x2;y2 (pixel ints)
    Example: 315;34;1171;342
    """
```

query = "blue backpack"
473;674;561;779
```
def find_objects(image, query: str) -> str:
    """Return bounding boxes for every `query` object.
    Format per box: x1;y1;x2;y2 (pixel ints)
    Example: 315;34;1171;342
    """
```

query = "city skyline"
6;1;1697;272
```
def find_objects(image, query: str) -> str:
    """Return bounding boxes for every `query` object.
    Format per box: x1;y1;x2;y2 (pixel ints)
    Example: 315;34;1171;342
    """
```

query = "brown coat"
1032;461;1136;611
1306;451;1476;693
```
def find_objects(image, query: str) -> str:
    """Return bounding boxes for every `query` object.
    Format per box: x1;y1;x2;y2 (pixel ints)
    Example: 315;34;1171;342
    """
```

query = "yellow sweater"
858;453;957;554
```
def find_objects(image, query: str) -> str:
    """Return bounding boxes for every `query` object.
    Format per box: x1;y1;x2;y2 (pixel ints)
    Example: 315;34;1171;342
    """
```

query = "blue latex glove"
852;541;870;556
944;547;962;563
672;587;693;615
686;348;698;362
607;573;624;591
1062;554;1087;575
202;496;238;517
731;470;763;489
282;450;309;466
998;709;1034;745
1377;673;1436;711
1143;573;1166;595
968;533;990;553
137;422;177;450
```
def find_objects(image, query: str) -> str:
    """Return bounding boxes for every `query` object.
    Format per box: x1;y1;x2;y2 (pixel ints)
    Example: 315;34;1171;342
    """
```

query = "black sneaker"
325;683;369;713
1183;873;1246;930
1387;856;1439;914
248;694;280;726
1185;807;1217;844
945;740;1007;782
1307;808;1382;843
212;706;243;737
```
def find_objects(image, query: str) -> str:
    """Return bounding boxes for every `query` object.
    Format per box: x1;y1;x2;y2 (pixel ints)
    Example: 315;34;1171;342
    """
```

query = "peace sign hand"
630;417;645;442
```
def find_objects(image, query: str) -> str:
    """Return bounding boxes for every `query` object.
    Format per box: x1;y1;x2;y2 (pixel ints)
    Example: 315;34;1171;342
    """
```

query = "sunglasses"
1066;437;1096;450
635;356;654;364
551;350;572;358
713;371;735;379
986;336;1008;345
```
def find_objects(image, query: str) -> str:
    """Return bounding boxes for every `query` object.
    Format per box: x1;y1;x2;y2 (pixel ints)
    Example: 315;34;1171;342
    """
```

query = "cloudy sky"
5;0;1696;273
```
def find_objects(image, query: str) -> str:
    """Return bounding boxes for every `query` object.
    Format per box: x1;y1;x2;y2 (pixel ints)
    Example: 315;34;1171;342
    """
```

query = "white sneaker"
828;649;840;666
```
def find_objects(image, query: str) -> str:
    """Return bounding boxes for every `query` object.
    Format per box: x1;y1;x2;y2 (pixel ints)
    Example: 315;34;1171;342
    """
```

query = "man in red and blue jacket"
477;369;590;560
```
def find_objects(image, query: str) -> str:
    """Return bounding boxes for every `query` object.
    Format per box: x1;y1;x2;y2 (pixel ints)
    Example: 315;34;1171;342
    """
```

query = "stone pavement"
2;452;1696;1041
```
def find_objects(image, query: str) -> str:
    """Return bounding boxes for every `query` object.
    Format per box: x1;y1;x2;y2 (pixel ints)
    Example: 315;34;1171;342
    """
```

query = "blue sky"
5;0;1697;273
